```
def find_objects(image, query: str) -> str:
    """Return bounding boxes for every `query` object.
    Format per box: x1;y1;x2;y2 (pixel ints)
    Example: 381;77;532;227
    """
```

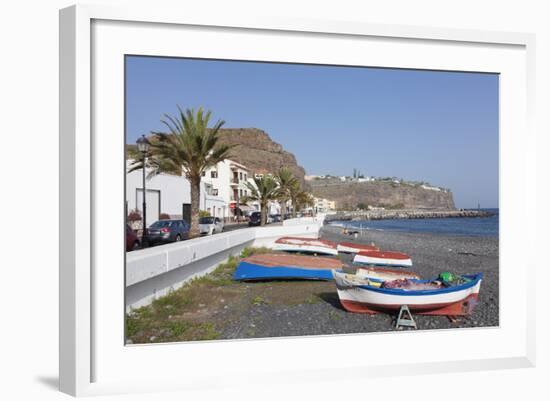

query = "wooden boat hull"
337;242;380;253
353;250;413;267
233;253;343;281
333;271;482;316
355;266;421;281
273;236;338;256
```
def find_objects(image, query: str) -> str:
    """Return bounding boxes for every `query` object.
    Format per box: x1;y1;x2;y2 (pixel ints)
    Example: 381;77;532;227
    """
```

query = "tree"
274;167;298;219
294;191;315;214
241;176;279;225
128;107;233;238
288;181;314;217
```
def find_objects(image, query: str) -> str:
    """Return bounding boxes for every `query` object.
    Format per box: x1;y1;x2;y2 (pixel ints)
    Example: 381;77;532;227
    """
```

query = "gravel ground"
217;225;499;338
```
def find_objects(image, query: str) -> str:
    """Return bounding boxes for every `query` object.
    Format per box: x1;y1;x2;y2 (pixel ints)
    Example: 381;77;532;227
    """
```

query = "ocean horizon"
332;208;499;238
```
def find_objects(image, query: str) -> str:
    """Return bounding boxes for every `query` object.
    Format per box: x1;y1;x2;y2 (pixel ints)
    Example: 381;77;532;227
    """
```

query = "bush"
159;213;171;220
199;210;211;218
127;209;142;222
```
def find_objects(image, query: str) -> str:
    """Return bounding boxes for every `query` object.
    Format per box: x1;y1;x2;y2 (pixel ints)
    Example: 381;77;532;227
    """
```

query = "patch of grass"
168;320;191;337
152;289;193;311
304;294;321;304
126;313;146;338
195;323;220;341
251;296;269;306
126;248;284;343
192;255;239;286
240;246;272;258
329;311;342;321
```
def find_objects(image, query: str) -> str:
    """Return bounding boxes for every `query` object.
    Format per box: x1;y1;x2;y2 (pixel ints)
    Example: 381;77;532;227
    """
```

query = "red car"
126;224;141;251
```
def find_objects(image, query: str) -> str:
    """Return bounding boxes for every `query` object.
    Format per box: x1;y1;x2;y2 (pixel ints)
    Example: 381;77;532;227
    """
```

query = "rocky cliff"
308;179;455;210
217;128;307;184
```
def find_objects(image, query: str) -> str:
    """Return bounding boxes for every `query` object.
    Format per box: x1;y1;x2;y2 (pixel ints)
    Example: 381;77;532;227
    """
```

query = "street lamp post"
136;135;150;247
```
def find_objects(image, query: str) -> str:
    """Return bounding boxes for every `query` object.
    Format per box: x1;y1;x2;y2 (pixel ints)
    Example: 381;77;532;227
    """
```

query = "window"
240;172;243;180
211;170;218;178
212;188;218;196
244;173;247;180
201;171;206;177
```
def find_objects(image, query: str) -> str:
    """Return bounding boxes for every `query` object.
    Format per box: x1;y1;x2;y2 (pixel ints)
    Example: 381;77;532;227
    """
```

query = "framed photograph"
59;4;536;396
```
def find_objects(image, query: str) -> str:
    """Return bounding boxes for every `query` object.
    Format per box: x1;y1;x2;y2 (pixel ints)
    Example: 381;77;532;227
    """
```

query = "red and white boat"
337;242;379;254
273;237;338;256
333;270;483;316
355;266;420;282
353;250;413;267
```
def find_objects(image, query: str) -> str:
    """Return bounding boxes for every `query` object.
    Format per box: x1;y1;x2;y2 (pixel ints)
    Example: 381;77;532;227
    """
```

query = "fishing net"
382;279;443;290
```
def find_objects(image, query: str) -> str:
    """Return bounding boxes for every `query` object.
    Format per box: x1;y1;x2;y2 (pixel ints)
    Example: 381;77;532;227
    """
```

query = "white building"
202;159;258;218
126;160;226;227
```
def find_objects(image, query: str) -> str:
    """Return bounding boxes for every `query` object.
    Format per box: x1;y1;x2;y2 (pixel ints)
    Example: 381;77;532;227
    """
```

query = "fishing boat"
355;266;421;282
333;270;482;316
272;236;338;256
233;253;344;281
353;250;413;267
337;242;380;254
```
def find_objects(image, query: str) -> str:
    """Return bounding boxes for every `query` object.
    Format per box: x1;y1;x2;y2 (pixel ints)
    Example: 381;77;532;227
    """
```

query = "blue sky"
126;56;499;209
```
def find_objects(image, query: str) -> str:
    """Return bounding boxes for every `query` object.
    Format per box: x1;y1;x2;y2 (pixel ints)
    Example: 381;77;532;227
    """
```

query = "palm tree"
274;167;298;219
241;175;279;226
288;181;303;217
295;191;315;215
128;107;233;238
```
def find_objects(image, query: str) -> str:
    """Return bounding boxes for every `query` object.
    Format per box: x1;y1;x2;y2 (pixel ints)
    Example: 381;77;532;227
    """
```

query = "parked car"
147;219;190;245
270;214;282;223
126;224;141;251
248;211;262;226
199;216;224;235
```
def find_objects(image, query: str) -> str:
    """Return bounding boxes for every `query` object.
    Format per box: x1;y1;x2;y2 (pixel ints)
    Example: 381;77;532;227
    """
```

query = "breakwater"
325;209;494;222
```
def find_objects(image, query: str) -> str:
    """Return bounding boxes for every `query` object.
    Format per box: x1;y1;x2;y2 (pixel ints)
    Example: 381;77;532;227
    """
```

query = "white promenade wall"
126;223;322;310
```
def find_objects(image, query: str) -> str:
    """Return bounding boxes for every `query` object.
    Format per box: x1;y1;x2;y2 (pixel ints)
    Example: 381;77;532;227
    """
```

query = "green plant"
274;167;298;218
239;246;272;258
242;175;279;225
168;320;190;337
251;296;268;305
127;208;142;222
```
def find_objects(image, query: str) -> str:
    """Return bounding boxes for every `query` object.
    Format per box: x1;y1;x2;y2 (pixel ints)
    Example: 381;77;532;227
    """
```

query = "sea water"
334;209;499;238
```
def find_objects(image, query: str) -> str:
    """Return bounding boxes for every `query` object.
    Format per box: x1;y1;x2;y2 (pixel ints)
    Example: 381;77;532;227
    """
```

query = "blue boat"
233;253;343;281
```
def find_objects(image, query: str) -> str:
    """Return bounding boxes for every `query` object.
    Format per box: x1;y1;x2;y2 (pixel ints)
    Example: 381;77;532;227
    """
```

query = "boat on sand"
333;270;482;316
337;242;379;254
233;253;344;281
355;266;420;282
273;236;338;256
353;250;413;267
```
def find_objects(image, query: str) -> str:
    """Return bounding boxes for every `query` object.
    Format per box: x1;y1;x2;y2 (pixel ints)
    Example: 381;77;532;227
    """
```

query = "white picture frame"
59;4;536;397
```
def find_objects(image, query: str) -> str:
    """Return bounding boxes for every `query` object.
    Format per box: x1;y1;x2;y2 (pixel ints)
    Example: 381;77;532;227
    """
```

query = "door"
136;189;160;228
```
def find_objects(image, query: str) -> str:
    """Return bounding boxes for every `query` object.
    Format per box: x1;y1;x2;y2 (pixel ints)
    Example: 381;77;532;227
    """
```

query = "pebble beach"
214;225;499;339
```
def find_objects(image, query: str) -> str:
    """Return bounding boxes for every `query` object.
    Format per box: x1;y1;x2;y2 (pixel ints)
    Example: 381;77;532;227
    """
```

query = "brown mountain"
308;179;455;210
217;128;307;184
